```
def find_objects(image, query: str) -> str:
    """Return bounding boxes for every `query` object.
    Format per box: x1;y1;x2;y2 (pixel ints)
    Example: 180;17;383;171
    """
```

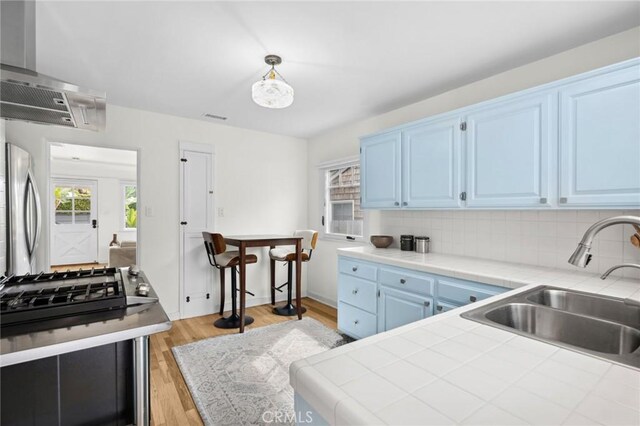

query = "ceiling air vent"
202;113;227;121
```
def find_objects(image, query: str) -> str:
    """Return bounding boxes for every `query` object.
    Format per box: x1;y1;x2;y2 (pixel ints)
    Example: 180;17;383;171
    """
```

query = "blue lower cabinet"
377;286;433;333
338;301;377;339
434;301;459;314
436;277;505;306
336;256;509;338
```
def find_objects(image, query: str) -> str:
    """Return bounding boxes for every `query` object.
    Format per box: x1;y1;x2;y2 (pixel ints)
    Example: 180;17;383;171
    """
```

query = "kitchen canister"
415;236;430;253
400;235;414;251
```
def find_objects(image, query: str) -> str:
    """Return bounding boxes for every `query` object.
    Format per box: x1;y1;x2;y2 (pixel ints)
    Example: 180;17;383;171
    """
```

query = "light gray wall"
306;27;640;306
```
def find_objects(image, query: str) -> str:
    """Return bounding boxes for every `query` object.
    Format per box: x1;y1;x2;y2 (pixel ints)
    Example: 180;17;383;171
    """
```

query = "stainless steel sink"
462;286;640;368
526;288;640;329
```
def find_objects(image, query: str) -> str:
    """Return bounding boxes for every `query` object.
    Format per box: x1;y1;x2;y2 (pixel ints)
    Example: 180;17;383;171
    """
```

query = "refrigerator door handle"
24;170;41;256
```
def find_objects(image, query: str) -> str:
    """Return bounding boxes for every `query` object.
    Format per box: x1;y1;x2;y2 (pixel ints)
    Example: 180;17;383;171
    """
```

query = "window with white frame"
122;183;137;230
322;161;364;240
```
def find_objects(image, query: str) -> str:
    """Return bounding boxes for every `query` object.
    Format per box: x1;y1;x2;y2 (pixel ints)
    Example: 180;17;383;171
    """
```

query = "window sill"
319;234;367;244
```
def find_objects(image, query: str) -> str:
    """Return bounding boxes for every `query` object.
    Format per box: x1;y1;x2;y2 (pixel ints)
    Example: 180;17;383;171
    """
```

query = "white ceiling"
50;143;137;166
34;1;640;138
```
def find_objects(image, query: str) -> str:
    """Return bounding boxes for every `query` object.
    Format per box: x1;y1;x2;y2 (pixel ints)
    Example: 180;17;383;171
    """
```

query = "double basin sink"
462;286;640;368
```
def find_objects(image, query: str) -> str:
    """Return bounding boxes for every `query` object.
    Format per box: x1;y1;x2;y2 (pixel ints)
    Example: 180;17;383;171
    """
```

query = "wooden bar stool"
269;230;318;316
203;232;257;328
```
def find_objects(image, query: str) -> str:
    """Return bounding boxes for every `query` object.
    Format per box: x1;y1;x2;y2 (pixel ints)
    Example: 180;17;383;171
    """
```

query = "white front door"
179;142;215;319
51;179;98;266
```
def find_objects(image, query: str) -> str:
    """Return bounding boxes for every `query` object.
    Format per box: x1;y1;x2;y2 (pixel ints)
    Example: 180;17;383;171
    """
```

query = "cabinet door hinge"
186;296;190;302
377;290;380;297
460;122;467;131
180;158;187;162
360;147;362;153
206;293;210;299
459;192;467;201
180;221;188;225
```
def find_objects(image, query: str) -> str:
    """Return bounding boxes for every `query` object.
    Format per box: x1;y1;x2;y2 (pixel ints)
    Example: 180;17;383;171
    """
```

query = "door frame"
49;178;99;266
178;140;216;320
45;141;141;270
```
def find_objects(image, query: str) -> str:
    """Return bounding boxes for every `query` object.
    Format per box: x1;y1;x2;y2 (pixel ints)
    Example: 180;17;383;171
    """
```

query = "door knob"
352;266;358;272
352;289;359;295
400;278;406;284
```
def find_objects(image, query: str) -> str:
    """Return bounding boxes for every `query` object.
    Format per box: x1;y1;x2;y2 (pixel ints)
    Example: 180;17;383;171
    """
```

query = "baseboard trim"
174;293;309;321
166;311;181;321
307;291;337;309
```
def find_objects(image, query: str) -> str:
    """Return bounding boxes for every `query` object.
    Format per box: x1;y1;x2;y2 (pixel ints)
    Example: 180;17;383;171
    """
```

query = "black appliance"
0;267;127;327
400;235;415;251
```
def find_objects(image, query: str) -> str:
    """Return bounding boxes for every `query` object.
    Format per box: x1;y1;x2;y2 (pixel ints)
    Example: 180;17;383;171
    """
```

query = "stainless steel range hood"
0;0;106;131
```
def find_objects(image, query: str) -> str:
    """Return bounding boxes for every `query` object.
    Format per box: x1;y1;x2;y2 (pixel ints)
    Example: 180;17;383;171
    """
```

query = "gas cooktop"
0;268;127;327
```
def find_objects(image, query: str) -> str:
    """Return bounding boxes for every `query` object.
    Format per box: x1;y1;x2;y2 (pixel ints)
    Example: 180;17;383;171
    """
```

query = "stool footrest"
236;288;255;297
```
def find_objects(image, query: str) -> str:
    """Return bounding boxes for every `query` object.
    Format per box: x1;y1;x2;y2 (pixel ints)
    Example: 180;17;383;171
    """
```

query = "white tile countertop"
290;249;640;425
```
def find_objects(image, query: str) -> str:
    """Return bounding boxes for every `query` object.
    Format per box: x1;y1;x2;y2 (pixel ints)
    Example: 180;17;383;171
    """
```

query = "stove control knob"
136;282;150;297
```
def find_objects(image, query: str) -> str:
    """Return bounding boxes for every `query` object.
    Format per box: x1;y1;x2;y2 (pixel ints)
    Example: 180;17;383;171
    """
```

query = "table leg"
239;242;247;333
295;239;302;320
270;245;276;305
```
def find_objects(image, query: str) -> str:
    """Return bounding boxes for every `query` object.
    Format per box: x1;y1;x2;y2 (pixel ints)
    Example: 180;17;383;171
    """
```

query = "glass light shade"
251;78;294;109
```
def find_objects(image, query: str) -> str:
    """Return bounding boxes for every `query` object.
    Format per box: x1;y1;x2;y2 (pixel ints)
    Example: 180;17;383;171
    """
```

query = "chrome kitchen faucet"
568;215;640;279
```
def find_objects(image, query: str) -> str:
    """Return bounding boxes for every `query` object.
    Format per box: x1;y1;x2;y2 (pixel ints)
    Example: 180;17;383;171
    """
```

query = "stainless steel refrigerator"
6;142;41;275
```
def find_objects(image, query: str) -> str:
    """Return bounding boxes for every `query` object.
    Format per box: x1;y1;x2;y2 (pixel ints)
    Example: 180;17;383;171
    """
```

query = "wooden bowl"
370;235;394;248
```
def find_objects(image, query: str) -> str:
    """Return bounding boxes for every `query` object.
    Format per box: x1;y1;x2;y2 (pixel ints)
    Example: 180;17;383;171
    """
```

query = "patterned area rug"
172;317;352;425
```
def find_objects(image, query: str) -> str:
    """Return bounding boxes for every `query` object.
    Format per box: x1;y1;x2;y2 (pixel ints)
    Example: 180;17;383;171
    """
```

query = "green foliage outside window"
124;185;137;229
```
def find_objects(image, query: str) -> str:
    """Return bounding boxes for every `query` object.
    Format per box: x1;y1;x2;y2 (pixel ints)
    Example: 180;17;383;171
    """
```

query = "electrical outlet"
217;208;224;217
145;206;154;217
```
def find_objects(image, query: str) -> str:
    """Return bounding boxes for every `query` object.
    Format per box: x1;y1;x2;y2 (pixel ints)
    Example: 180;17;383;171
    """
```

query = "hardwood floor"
150;298;337;426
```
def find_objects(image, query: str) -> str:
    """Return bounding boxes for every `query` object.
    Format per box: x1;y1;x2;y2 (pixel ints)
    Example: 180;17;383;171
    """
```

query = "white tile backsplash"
380;209;640;278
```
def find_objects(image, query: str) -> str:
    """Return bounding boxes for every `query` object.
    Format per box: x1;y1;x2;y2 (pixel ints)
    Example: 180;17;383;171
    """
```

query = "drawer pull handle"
424;301;430;307
354;320;359;325
352;266;358;272
352;289;359;295
400;279;406;284
437;305;443;311
469;295;477;302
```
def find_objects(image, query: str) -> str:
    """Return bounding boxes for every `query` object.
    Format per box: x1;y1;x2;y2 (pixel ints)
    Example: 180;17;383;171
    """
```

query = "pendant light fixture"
252;55;294;109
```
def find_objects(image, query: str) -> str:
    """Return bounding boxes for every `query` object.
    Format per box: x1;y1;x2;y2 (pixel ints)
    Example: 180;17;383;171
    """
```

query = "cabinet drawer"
338;258;377;282
435;301;459;314
437;278;503;306
379;268;434;296
338;274;377;314
338;302;377;340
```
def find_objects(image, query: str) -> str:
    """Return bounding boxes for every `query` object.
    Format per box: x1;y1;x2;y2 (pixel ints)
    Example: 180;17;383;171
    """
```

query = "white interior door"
51;179;98;266
179;142;215;319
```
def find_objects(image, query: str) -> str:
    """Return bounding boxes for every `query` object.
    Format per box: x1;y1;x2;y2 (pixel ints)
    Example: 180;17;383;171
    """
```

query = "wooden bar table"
223;235;304;333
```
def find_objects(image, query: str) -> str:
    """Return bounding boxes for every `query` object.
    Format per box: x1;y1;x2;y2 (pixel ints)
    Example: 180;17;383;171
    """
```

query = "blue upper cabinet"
559;65;640;207
361;131;402;208
402;116;463;208
465;92;555;208
359;59;639;210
